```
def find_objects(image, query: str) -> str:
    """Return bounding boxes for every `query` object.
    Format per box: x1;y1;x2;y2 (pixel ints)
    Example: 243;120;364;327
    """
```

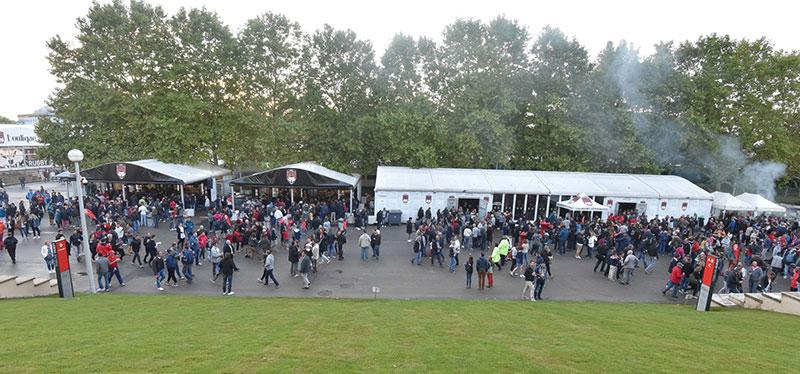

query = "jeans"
663;280;680;297
449;256;457;272
644;255;658;273
97;271;108;290
212;263;221;280
109;267;124;285
558;240;566;255
44;257;54;272
361;246;369;261
264;269;279;286
466;271;472;288
223;274;233;294
155;269;165;288
411;251;422;265
183;263;193;283
290;261;298;276
327;243;335;258
301;272;310;288
372;244;380;258
139;213;147;227
621;268;634;284
534;280;545;300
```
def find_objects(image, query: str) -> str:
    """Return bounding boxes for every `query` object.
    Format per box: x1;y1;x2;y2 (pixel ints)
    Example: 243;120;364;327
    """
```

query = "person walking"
662;258;684;298
358;231;371;262
210;243;222;282
220;252;239;295
522;262;536;301
41;240;54;274
533;259;547;300
406;218;414;242
95;254;110;292
165;248;180;287
620;250;637;285
4;233;17;264
607;251;620;281
748;261;764;293
151;251;165;291
262;248;279;288
106;251;125;288
181;245;194;284
465;255;474;288
299;250;312;289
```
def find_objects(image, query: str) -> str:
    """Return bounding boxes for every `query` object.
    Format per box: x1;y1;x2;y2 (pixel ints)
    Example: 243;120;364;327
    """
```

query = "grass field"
0;294;796;373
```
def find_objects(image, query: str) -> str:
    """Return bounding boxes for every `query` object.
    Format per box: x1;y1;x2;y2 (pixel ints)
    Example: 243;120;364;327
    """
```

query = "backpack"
182;250;194;264
413;240;420;253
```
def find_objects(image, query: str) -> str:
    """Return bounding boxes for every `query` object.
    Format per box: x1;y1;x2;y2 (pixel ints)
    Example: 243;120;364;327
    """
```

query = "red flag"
84;209;97;222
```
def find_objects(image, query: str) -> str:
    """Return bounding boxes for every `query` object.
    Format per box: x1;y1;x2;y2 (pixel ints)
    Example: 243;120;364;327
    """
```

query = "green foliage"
41;2;800;189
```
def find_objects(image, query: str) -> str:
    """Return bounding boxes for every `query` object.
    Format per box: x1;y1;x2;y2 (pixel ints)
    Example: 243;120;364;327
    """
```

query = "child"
465;256;474;288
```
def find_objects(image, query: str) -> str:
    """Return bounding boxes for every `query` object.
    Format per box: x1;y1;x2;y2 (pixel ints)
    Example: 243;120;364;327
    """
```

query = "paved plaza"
0;181;791;303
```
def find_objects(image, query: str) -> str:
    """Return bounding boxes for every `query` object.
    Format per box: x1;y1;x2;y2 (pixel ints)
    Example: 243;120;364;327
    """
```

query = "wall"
375;190;491;221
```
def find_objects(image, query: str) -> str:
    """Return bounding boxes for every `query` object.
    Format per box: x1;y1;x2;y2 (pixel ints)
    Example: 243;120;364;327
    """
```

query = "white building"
374;166;712;221
0;124;49;170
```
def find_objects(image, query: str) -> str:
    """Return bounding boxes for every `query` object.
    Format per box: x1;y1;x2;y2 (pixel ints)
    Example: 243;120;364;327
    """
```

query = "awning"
711;191;754;211
81;159;230;185
230;162;359;189
556;193;609;212
54;171;75;181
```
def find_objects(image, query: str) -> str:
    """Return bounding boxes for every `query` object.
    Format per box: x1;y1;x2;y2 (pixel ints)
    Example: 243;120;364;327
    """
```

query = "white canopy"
556;193;609;212
711;191;754;211
735;193;786;213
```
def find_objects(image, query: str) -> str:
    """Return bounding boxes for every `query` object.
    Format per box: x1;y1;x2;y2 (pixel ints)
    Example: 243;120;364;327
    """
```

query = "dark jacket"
299;255;312;273
3;236;17;251
220;254;238;275
476;256;490;272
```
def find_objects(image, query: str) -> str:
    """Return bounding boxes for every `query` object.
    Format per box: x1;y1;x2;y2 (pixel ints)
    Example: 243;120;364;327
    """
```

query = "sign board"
696;255;718;312
54;239;74;298
116;164;127;179
402;194;409;204
286;169;297;185
0;125;44;147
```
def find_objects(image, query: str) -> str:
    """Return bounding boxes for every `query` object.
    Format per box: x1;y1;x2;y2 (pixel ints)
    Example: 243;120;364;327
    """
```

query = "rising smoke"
610;43;787;201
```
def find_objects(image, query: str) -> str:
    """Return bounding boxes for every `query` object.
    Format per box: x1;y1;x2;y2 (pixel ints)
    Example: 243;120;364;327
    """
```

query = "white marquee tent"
374;166;712;221
735;193;786;214
711;191;755;212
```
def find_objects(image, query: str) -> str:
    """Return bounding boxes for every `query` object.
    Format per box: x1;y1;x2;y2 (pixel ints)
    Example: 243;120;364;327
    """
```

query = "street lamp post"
68;149;97;294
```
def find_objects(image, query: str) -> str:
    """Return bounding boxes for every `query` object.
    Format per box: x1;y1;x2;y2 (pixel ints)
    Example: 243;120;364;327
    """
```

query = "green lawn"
0;294;796;373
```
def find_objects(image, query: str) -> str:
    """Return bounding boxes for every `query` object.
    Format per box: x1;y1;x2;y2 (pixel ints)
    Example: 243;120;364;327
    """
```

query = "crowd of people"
6;184;800;303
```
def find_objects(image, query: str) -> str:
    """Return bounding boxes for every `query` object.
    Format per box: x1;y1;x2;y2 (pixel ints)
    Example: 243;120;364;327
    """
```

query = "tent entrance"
458;198;479;212
617;202;637;215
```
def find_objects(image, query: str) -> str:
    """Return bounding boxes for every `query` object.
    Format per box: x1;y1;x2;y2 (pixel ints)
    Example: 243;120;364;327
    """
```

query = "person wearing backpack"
533;258;547;300
165;248;180;287
181;245;195;284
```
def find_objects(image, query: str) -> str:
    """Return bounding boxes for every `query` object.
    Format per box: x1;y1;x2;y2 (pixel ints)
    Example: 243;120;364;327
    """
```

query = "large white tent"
374;166;712;221
735;193;786;214
711;191;754;212
556;193;609;212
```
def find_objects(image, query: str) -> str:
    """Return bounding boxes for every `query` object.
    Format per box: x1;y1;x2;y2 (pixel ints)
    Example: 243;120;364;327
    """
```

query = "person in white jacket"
41;241;54;273
210;244;222;282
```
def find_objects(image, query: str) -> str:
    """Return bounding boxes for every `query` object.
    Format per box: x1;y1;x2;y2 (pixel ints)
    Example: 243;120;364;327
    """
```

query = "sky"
1;0;797;120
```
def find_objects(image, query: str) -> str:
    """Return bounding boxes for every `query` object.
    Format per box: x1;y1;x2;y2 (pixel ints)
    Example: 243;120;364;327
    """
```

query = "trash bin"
387;210;403;225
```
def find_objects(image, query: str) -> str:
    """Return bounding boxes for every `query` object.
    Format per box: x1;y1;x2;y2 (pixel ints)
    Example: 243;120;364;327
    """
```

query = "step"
15;276;34;286
759;292;783;313
711;294;737;308
778;292;800;315
33;278;50;287
743;293;763;309
32;278;57;297
782;292;800;303
727;293;745;306
0;275;17;285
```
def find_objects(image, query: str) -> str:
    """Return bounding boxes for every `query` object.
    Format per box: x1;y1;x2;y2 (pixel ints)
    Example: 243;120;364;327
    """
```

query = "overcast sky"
1;0;797;120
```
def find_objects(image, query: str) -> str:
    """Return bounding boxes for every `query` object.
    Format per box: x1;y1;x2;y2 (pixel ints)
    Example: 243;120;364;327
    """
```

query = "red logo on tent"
661;201;667;210
681;202;688;211
116;164;126;179
0;131;4;144
425;195;432;204
402;194;409;204
582;196;593;206
286;169;297;185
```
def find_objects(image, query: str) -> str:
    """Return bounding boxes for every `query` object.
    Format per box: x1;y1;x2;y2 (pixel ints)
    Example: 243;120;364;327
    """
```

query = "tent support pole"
523;195;529;221
290;188;294;204
545;196;551;218
534;195;539;220
179;185;185;210
231;186;236;211
349;189;353;213
501;194;506;212
512;195;517;221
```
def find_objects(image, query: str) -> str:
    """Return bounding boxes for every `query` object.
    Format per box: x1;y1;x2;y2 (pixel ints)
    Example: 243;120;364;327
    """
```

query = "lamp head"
67;149;84;162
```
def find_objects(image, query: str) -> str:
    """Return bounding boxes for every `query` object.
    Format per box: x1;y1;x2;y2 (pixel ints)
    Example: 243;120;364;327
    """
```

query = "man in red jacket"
662;259;684;298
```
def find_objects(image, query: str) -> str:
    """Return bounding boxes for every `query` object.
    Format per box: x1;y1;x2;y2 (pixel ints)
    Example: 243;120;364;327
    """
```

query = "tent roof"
230;162;359;189
556;193;609;212
735;193;786;213
375;166;712;200
81;159;230;185
54;171;75;181
711;191;755;211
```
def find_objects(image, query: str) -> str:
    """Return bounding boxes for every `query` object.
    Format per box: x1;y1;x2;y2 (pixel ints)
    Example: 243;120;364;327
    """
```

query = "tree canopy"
39;0;800;195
